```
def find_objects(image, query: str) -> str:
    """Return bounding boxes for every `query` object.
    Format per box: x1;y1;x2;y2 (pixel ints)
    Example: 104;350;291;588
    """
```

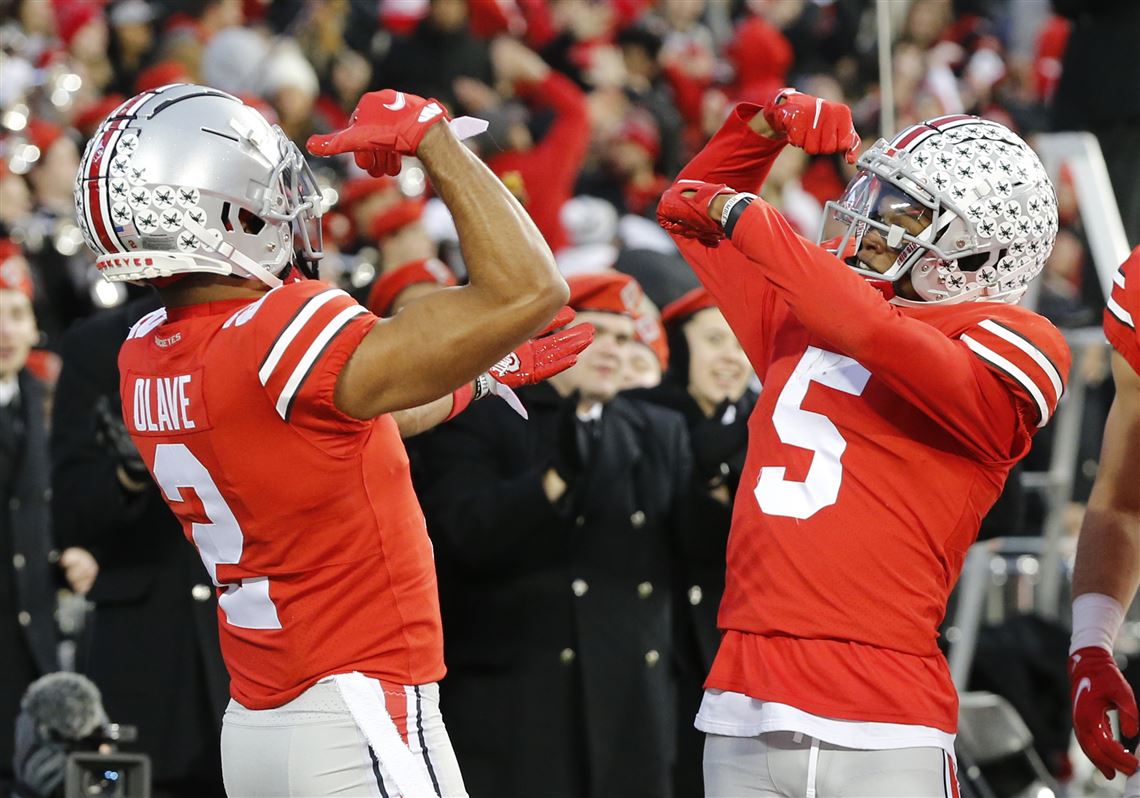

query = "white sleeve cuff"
1070;592;1125;655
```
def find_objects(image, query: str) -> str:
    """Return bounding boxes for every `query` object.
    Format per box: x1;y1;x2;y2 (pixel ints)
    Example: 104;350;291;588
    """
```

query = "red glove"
489;307;595;388
763;88;861;164
1070;647;1140;779
307;90;449;177
656;180;735;247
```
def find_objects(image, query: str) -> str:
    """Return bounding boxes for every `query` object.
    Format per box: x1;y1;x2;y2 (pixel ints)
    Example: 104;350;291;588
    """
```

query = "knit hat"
135;61;192;93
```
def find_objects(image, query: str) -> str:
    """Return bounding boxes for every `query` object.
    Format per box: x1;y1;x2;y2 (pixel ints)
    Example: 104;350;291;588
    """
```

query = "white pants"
221;675;468;798
704;731;958;798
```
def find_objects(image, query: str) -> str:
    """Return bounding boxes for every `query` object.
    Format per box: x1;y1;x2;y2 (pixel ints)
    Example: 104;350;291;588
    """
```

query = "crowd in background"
2;0;1138;796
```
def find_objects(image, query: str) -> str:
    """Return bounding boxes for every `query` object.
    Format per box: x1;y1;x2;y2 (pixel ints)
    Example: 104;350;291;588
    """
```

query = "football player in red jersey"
1069;246;1140;794
74;84;593;798
656;89;1072;796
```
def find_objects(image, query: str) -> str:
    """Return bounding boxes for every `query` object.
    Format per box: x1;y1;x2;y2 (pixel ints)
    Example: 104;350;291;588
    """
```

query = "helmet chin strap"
182;217;284;288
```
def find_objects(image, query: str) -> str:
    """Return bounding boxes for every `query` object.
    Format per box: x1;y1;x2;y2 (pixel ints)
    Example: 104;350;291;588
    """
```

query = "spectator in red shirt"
479;38;590;252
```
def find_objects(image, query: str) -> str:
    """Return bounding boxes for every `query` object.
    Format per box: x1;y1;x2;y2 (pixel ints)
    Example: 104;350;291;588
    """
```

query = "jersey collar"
164;297;259;323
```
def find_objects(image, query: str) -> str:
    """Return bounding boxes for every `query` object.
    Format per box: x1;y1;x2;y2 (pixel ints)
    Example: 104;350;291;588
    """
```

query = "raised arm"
722;198;1067;460
1068;353;1140;782
656;105;793;374
1073;351;1140;606
308;91;568;419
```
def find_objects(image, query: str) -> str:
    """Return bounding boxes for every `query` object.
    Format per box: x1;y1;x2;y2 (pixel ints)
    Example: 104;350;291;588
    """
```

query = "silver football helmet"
819;114;1058;305
75;83;325;287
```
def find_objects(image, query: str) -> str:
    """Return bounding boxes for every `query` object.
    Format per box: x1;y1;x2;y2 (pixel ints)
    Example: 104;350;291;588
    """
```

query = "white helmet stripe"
96;125;130;252
83;127;121;253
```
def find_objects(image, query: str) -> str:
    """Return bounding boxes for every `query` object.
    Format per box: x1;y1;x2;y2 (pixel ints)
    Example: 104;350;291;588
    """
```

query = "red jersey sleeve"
669;104;791;378
957;311;1069;429
729;199;1071;462
676;103;786;191
250;281;377;451
1105;246;1140;374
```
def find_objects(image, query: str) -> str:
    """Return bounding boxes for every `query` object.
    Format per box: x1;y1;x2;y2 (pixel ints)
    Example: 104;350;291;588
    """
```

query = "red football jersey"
1105;247;1140;374
672;107;1072;733
118;280;444;710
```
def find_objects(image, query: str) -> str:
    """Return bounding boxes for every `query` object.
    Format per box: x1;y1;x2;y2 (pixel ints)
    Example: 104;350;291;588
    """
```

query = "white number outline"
754;346;871;519
152;443;282;630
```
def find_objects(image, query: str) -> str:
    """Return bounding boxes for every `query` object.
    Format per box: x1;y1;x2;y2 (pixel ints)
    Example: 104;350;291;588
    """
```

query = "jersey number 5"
754;346;871;520
152;443;282;630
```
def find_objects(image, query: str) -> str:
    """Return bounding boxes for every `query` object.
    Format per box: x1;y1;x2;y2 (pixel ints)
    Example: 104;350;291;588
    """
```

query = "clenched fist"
762;88;861;164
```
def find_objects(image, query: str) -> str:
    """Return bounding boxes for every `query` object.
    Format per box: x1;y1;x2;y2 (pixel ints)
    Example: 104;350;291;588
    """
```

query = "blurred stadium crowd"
1;0;1138;796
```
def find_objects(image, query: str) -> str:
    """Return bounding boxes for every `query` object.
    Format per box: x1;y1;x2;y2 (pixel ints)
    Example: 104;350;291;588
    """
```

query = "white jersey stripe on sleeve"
273;304;367;420
258;288;347;385
978;319;1064;404
1108;295;1135;329
1114;269;1126;289
962;334;1051;426
127;308;167;339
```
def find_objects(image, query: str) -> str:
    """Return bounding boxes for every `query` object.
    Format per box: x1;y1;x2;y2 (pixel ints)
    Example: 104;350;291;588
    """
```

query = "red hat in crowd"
337;176;426;241
135;60;192;93
567;271;643;317
74;94;125;138
378;0;427;36
53;0;105;46
338;176;397;209
0;239;34;299
25;118;64;158
25;350;62;386
369;198;425;241
468;0;526;38
366;258;457;318
661;286;716;327
635;314;669;370
616;111;661;162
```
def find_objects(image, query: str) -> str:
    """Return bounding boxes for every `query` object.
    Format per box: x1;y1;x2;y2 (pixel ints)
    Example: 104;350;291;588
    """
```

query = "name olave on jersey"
126;369;211;434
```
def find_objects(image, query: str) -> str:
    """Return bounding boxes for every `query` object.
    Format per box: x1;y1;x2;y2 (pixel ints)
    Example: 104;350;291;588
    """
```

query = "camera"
64;751;150;798
64;723;150;798
14;674;153;798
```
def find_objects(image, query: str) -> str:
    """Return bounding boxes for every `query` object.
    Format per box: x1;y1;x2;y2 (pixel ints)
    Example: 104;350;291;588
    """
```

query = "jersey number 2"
754;346;871;520
152;443;282;630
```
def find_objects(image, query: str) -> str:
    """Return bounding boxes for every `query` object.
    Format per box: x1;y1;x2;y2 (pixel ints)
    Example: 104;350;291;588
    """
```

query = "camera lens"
78;767;124;796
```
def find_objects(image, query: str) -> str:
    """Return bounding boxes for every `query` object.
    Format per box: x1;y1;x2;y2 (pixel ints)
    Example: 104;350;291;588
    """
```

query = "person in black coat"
50;294;229;798
415;272;692;798
373;0;493;113
0;252;60;794
629;287;757;798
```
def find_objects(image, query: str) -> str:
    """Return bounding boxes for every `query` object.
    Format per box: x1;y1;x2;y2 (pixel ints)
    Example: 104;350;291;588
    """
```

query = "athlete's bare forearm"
1073;352;1140;606
392;394;456;439
335;125;567;420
